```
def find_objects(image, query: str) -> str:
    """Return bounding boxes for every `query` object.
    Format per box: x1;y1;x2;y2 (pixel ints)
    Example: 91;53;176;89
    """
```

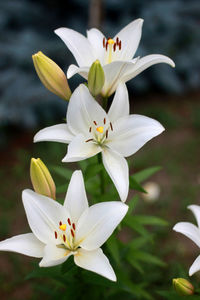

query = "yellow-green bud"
173;278;194;296
32;51;71;101
88;60;105;96
30;158;56;200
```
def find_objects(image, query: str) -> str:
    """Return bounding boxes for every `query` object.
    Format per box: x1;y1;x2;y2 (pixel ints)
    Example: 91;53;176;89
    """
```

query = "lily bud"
30;158;56;200
173;278;194;296
32;51;71;101
88;59;105;96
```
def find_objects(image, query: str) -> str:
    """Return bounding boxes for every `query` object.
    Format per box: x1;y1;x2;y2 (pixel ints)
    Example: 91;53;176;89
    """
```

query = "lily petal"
121;54;175;83
108;83;129;122
67;64;89;80
67;84;107;135
39;244;72;267
55;28;95;67
173;222;200;248
74;248;116;281
189;255;200;276
102;148;129;202
108;114;164;157
22;189;69;245
0;233;44;258
62;134;101;163
76;201;128;250
101;59;138;97
64;170;88;223
113;18;143;61
87;28;105;64
34;124;74;144
188;205;200;229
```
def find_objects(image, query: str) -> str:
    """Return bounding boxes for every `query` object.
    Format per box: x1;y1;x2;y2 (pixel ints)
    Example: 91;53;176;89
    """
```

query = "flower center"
54;218;77;251
103;37;122;64
85;118;113;146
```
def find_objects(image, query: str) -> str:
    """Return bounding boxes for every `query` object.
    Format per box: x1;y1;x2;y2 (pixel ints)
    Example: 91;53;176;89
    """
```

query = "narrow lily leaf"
133;166;162;183
128;250;166;267
132;215;168;226
51;166;73;179
106;234;121;264
127;195;139;215
130;177;147;193
84;163;103;180
129;235;154;249
123;215;149;236
127;255;144;274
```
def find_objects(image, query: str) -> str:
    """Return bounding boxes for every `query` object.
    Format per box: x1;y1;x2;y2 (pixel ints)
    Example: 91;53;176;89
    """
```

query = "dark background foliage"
0;0;199;127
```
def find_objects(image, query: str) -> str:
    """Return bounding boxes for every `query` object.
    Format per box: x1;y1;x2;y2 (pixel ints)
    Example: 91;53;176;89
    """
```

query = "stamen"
96;126;104;133
110;122;113;131
72;223;76;231
113;43;116;52
106;130;108;139
55;231;57;239
108;38;115;45
103;37;106;48
93;121;97;126
71;229;75;238
59;221;62;226
119;40;121;50
116;37;119;45
85;138;94;143
89;127;92;132
59;224;67;231
63;234;66;242
67;218;71;226
103;118;106;124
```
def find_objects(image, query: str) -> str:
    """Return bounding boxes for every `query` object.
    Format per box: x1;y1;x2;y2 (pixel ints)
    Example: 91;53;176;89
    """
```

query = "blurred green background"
0;0;200;299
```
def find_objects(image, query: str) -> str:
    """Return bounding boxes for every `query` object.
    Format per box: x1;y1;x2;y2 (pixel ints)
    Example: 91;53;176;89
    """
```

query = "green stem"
97;153;105;195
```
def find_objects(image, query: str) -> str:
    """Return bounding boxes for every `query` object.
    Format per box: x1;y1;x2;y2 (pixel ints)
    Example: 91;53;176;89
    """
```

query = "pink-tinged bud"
30;158;56;199
32;51;71;101
173;278;194;296
88;60;105;96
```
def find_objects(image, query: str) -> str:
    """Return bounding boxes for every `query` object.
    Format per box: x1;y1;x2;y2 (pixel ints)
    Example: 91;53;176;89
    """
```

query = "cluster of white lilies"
0;18;184;282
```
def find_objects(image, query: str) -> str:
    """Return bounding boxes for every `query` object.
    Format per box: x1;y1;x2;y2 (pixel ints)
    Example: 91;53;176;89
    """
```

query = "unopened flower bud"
173;278;194;296
88;60;105;96
30;158;56;199
32;51;71;101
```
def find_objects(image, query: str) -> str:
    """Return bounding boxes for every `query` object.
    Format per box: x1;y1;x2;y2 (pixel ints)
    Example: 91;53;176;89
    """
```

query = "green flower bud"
30;158;56;200
173;278;194;296
32;51;71;101
88;60;105;96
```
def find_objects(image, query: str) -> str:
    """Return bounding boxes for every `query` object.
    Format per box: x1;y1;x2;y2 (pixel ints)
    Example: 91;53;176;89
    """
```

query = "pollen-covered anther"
96;126;104;133
110;122;113;131
63;234;66;242
71;229;75;238
106;130;108;139
67;218;71;226
59;223;67;231
54;231;57;239
72;223;76;231
85;138;93;143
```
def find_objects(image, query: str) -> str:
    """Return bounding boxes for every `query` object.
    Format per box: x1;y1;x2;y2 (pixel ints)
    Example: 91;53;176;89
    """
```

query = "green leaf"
131;215;168;226
130;177;147;193
128;250;166;267
106;234;120;264
85;163;103;180
133;166;162;183
129;235;154;249
61;255;75;274
127;195;139;215
127;256;144;274
56;184;68;193
123;215;149;236
51;166;72;180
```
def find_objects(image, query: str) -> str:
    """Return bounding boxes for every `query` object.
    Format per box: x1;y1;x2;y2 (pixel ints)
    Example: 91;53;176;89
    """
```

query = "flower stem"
97;153;105;195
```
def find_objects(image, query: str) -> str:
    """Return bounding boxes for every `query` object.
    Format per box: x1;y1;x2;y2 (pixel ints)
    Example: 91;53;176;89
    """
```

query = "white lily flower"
55;18;175;97
173;205;200;276
34;83;164;202
0;171;128;281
